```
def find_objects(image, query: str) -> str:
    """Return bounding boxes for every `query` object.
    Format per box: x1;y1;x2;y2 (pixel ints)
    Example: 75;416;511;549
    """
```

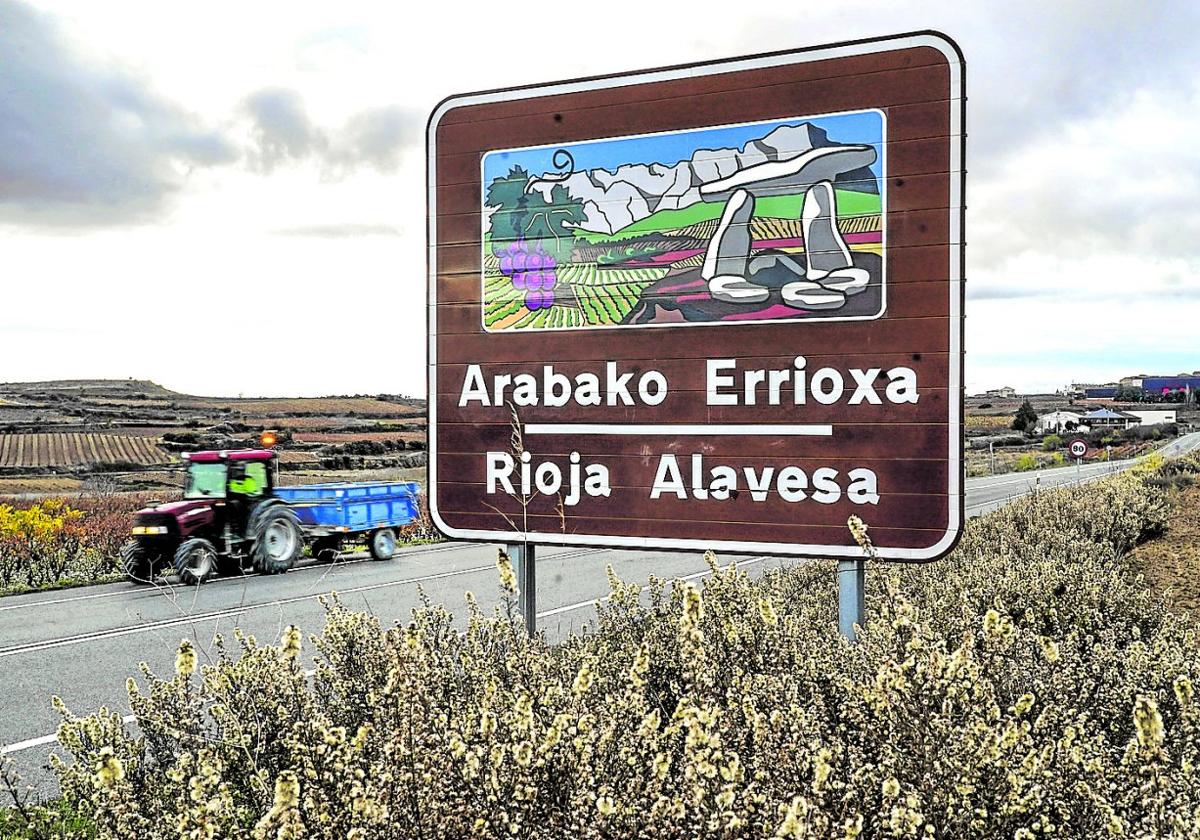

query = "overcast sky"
1;0;1197;397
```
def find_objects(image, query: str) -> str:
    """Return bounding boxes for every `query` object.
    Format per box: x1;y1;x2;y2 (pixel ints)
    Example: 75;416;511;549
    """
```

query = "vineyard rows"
293;432;426;443
673;213;882;241
561;264;669;326
483;264;670;329
0;433;168;468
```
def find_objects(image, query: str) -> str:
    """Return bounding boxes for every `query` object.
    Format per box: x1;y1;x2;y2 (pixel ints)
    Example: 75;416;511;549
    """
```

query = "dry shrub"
397;493;439;544
13;463;1200;838
0;493;157;593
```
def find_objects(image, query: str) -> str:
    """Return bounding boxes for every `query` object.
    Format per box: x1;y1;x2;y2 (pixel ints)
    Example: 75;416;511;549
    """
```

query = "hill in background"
0;380;427;496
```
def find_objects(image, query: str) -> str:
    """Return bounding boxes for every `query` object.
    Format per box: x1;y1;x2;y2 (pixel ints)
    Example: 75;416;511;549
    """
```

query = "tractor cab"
124;448;303;585
182;449;277;546
183;449;277;502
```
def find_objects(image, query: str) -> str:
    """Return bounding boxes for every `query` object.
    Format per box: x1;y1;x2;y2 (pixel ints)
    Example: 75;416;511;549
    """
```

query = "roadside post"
1069;438;1088;480
428;33;966;640
507;543;537;635
838;558;866;639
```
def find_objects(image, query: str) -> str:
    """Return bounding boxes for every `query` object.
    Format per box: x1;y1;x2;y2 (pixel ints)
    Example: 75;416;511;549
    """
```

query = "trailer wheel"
311;537;341;563
174;538;218;586
121;540;161;584
252;507;303;575
369;528;397;561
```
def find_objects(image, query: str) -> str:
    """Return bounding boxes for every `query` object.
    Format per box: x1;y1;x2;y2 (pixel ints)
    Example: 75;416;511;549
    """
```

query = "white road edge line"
0;731;63;756
0;546;613;659
0;564;493;660
0;554;777;759
967;463;1123;492
0;543;472;614
0;558;377;614
2;670;318;756
0;542;597;614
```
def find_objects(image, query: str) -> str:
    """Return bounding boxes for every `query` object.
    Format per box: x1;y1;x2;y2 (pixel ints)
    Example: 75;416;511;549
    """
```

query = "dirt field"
1131;480;1200;619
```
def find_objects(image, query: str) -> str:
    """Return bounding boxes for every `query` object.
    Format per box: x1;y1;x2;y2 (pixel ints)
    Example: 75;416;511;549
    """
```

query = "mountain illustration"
524;123;880;236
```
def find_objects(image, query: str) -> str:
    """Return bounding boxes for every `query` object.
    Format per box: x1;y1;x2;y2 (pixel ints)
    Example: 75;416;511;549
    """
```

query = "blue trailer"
275;480;421;561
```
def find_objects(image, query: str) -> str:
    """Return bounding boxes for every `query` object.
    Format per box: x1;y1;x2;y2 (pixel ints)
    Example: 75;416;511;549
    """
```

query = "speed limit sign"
1068;438;1088;459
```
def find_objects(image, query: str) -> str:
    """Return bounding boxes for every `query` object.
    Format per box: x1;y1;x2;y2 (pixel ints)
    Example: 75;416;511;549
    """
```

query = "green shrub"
8;467;1200;839
1013;453;1039;471
1041;434;1063;451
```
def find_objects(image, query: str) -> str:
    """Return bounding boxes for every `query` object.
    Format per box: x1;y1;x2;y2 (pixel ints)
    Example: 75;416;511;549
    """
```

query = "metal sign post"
838;558;866;640
1068;438;1088;481
507;542;537;635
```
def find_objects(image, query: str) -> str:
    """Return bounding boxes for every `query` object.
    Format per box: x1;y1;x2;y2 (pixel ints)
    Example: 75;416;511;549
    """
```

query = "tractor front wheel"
369;528;397;561
121;540;161;584
174;538;218;586
252;508;303;575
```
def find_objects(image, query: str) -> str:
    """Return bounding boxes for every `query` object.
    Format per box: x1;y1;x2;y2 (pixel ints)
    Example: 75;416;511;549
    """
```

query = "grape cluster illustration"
498;240;558;310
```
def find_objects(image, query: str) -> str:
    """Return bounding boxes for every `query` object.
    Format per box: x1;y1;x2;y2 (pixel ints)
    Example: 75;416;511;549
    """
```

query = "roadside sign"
1069;438;1088;459
428;32;966;561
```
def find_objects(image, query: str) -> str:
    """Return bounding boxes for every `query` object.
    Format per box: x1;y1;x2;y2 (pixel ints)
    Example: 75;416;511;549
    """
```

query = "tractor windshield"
185;462;227;499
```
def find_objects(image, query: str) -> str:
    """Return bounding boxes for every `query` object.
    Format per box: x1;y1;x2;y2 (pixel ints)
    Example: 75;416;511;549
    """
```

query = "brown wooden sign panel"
428;32;965;560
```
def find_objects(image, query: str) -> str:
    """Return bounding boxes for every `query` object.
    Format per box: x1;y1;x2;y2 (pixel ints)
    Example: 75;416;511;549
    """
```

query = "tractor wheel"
174;538;218;586
252;507;303;575
368;528;397;561
311;537;341;563
121;540;160;584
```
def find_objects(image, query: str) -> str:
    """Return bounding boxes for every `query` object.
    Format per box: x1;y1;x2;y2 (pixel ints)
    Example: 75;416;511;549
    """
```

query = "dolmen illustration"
698;144;877;310
481;114;885;332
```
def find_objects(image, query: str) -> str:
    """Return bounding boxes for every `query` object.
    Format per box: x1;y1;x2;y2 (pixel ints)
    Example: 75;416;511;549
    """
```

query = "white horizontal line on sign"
524;423;833;436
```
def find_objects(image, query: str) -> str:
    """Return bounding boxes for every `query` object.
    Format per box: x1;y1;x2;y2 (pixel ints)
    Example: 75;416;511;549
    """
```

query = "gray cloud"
967;286;1051;301
0;2;418;229
0;0;236;226
243;88;327;172
334;106;415;172
243;88;417;177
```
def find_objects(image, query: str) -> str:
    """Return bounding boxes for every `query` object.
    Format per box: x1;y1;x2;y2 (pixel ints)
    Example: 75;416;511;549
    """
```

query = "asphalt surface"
3;431;1198;797
965;431;1200;517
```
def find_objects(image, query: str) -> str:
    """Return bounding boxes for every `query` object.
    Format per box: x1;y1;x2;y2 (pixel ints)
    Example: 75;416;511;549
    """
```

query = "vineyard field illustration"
481;110;886;332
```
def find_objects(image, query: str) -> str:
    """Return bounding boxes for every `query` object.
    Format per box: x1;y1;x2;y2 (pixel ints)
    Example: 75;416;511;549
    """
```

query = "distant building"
1128;409;1176;426
1081;372;1200;401
1036;411;1083;434
1079;407;1140;430
1138;374;1199;398
982;386;1017;399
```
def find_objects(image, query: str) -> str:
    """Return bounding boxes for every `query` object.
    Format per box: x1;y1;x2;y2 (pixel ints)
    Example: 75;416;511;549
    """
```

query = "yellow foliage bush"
0;500;91;591
12;462;1200;838
0;494;147;593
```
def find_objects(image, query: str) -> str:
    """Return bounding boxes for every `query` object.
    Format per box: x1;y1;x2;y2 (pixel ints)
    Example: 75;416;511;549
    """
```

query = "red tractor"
122;450;302;585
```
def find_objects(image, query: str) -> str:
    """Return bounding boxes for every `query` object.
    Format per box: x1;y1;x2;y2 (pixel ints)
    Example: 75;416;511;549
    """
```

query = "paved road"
3;431;1198;795
966;431;1200;517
